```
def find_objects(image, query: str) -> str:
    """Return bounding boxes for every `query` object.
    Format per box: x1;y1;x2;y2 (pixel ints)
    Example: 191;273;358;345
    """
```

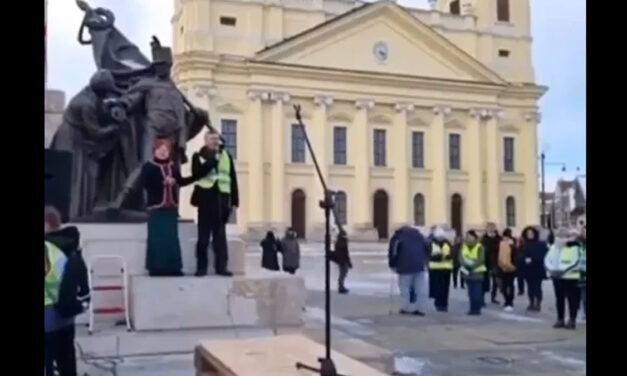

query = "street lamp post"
540;153;566;229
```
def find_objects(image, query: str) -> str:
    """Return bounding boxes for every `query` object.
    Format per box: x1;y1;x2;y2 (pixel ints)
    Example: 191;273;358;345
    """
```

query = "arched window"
449;0;460;15
413;194;425;226
335;191;347;225
497;0;510;22
506;196;516;227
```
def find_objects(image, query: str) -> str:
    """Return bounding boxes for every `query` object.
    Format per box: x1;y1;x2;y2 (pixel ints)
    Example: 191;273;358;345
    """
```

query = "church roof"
253;1;510;85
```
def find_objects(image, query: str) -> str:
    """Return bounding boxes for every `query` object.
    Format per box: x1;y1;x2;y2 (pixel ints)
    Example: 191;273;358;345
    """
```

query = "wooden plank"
194;334;387;376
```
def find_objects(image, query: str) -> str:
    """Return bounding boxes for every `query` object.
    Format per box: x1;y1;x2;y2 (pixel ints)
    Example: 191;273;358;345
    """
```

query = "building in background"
552;176;586;229
539;191;556;229
172;0;546;240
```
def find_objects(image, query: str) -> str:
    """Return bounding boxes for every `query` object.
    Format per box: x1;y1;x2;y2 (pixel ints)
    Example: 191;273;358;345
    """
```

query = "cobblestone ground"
76;242;585;375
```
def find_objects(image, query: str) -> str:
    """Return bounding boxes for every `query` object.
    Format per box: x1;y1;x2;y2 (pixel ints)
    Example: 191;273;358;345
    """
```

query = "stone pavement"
76;242;586;375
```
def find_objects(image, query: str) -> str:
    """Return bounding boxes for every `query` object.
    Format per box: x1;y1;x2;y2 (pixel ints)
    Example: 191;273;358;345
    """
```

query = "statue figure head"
89;69;120;96
151;36;173;78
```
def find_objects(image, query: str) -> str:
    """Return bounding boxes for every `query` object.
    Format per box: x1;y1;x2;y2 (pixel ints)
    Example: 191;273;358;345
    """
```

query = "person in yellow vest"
428;227;453;312
191;130;239;276
45;206;78;376
545;228;583;329
459;230;487;316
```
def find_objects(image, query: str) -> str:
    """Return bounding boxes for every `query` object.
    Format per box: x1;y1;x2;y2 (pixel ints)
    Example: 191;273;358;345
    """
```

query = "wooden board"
194;334;387;376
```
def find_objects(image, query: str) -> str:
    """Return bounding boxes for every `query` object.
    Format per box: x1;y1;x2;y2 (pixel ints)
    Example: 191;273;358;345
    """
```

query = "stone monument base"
131;272;306;331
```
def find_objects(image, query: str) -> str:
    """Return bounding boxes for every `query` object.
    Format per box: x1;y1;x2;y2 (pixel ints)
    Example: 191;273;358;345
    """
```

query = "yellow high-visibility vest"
44;242;66;307
461;244;487;273
429;243;453;270
196;151;231;193
560;246;581;280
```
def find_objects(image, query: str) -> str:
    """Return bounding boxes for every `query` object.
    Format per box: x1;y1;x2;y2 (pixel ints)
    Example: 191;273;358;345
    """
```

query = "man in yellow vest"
459;230;487;315
191;130;239;276
428;227;453;312
545;228;583;329
45;206;78;376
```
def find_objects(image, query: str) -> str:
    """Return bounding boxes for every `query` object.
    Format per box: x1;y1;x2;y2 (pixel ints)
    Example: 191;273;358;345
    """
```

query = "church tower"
432;0;534;83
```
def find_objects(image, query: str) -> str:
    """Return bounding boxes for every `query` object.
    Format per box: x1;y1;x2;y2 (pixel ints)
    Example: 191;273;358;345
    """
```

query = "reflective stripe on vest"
196;151;231;193
560;246;581;280
44;242;66;307
429;243;453;270
462;244;487;273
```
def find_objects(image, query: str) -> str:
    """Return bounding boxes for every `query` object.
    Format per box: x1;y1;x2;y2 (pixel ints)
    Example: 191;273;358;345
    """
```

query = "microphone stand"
292;104;347;376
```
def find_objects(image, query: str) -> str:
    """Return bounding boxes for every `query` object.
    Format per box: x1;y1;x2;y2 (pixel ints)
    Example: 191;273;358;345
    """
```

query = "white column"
353;99;374;231
485;109;503;224
246;90;268;226
523;111;541;225
393;103;413;227
312;95;333;230
430;105;450;225
270;92;290;225
466;108;485;227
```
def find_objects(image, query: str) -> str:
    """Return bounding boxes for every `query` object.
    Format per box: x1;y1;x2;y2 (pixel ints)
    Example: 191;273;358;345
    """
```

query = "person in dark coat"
388;226;429;316
191;131;239;277
45;206;87;376
279;228;301;274
519;226;549;312
141;138;212;276
260;231;280;271
331;230;352;294
482;223;502;305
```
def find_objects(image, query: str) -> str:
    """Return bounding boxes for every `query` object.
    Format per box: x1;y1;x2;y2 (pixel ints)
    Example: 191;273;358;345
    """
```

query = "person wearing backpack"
45;206;90;376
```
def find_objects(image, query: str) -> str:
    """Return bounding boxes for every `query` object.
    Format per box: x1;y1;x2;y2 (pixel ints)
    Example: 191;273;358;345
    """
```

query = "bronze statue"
50;1;212;221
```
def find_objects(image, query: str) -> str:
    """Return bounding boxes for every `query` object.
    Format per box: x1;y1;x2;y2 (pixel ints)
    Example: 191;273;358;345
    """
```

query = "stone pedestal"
76;222;246;276
130;272;306;331
45;89;65;147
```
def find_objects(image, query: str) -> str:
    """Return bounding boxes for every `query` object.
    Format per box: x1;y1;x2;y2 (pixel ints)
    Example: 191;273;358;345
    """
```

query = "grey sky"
46;0;585;189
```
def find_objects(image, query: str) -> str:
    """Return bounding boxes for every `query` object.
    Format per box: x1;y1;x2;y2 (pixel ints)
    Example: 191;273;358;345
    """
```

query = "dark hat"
152;46;172;65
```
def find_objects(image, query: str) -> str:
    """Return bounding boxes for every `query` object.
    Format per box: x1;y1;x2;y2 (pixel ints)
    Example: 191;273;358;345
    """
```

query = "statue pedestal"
130;272;305;331
73;222;247;326
75;222;246;276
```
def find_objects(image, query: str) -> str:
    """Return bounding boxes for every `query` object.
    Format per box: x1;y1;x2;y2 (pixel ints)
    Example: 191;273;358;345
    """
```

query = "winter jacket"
388;226;428;274
45;227;90;332
518;226;548;280
459;243;486;280
579;238;586;284
482;234;501;272
498;238;516;273
260;237;280;271
331;235;352;268
279;236;301;270
544;241;582;280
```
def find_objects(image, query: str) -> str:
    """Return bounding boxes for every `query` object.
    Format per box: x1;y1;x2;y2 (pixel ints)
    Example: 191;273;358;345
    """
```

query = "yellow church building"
172;0;546;240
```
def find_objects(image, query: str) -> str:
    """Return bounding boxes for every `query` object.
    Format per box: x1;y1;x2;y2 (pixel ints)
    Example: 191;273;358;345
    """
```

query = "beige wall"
173;0;544;239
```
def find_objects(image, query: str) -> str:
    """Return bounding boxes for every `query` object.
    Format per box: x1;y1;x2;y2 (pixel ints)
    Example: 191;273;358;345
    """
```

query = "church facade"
172;0;546;240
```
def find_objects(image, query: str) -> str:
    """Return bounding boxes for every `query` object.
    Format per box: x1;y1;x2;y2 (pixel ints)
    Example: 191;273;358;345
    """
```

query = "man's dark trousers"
196;189;229;274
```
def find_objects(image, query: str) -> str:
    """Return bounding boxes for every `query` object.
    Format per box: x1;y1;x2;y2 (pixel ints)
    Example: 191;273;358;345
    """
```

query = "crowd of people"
387;223;586;329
